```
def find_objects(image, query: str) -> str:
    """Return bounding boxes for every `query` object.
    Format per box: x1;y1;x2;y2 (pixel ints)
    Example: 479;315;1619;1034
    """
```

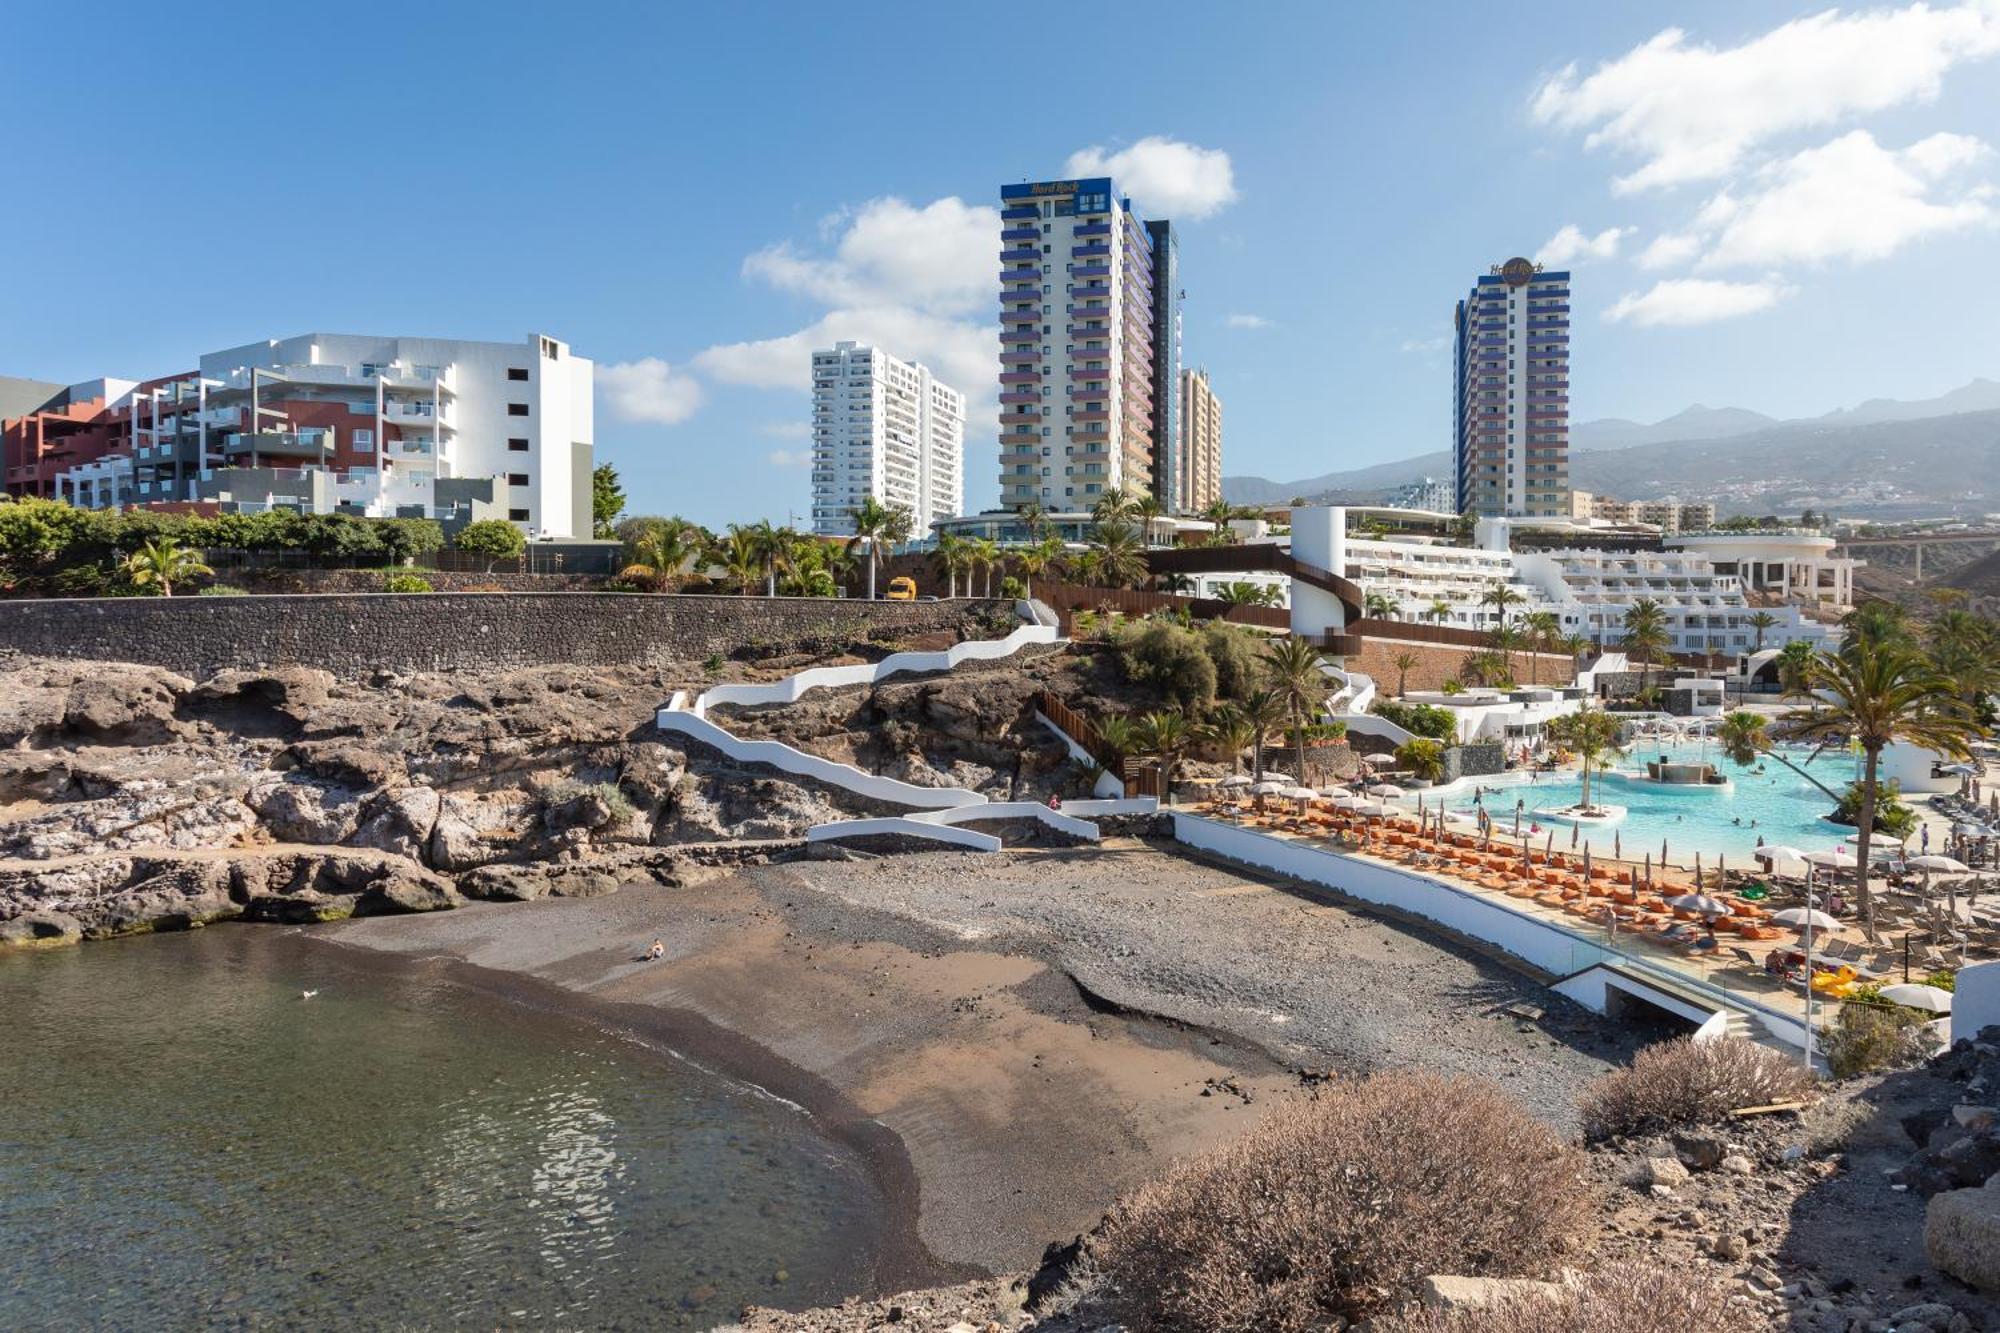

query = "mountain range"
1222;378;2000;518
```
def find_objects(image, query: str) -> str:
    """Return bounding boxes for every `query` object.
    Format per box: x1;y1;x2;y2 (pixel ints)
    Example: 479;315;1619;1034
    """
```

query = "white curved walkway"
657;603;1154;850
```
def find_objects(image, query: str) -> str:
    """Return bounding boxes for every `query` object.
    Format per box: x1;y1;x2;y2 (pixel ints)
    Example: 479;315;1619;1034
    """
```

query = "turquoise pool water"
1428;740;1865;862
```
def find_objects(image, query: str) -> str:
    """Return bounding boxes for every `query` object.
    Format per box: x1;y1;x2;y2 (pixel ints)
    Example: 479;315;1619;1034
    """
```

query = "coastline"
321;838;1640;1280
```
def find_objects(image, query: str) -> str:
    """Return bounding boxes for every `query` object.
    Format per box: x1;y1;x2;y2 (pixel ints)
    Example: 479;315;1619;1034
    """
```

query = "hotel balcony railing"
999;371;1042;386
1072;410;1109;423
1070;283;1110;299
1001;226;1038;243
1000;309;1039;324
1002;206;1037;220
1066;324;1107;338
999;391;1040;406
1071;263;1111;280
999;352;1039;367
1070;243;1110;258
1070;367;1111;382
1075;222;1110;236
1068;387;1109;402
1066;303;1108;318
1000;247;1039;263
1001;274;1039;290
998;450;1040;466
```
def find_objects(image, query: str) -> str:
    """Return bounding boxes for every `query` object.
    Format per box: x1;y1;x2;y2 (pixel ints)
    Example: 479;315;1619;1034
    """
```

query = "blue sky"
4;1;1998;525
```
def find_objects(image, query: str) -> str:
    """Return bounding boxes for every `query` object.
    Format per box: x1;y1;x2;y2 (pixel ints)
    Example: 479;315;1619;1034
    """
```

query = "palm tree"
743;519;787;596
1013;535;1063;599
1774;639;1817;700
1017;499;1050;540
1090;487;1132;523
1135;710;1190;805
1131;493;1166;547
1238;688;1287;781
1199;706;1257;776
1262;636;1332;788
1392;650;1420;698
846;496;912;600
1545;705;1623;814
1215;581;1280;607
1092;713;1137;776
1747;611;1778;654
1428;597;1453;627
1480;583;1524;631
125;537;213;597
1559;631;1592;676
1198;496;1236;540
1786;639;1985;938
1364;590;1398;622
1522;610;1559;686
715;526;764;594
1620;598;1671;697
1930;610;2000;712
1489;623;1525;685
1086;520;1147;589
1716;709;1843;803
1842;600;1913;652
970;537;1002;597
623;516;704;590
933;533;972;598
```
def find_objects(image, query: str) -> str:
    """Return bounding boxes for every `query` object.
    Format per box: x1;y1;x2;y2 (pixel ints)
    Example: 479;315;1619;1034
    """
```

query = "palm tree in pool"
1545;705;1623;816
1262;636;1332;790
125;537;213;597
1786;640;1985;939
1480;583;1524;632
1135;709;1190;805
1392;650;1420;699
1364;590;1399;622
1522;610;1560;686
1620;598;1671;697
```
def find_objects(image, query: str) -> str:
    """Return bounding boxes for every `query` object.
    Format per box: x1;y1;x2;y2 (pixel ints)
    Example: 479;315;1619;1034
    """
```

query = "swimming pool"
1423;740;1866;862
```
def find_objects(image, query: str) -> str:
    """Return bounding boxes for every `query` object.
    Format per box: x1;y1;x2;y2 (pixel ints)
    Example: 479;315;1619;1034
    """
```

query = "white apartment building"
38;332;595;537
810;342;964;537
1663;530;1856;609
1512;547;1837;655
1176;367;1222;513
998;176;1160;511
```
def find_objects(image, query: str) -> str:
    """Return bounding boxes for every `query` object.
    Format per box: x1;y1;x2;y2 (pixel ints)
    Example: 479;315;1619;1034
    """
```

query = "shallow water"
0;927;884;1329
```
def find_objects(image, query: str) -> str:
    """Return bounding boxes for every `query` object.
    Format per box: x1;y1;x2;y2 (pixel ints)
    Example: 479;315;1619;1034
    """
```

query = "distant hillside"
1572;404;1777;452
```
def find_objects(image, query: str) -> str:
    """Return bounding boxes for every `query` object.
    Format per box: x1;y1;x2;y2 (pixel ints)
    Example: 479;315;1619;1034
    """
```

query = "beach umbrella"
1614;830;1622;859
1371;783;1407;799
1570;822;1579;849
1909;855;1971;873
1333;795;1368;810
1643;851;1652;888
1583;845;1592;882
1218;774;1253;789
1363;753;1396;767
1945;762;1979;776
1285;786;1317;801
1668;893;1734;917
1879;983;1953;1013
1695;850;1703;889
1802;847;1853;868
1957;822;1988;837
1545;827;1555;859
1662;838;1669;864
1250;779;1289;795
1772;907;1841;931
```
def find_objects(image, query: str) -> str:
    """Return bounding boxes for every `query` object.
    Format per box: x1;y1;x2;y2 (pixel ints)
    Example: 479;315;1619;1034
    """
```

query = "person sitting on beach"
1049;792;1062;811
646;938;665;961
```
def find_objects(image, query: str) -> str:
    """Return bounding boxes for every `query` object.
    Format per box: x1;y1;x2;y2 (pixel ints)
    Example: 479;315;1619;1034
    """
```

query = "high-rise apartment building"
1176;367;1222;513
997;177;1162;513
1453;257;1571;519
809;341;964;537
3;332;595;536
1145;219;1184;511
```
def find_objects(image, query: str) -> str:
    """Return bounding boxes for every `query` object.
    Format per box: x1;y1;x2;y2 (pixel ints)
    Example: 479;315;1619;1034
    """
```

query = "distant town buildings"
2;332;595;537
809;342;964;538
1453;258;1571;520
1569;490;1716;533
1175;367;1222;514
1383;475;1456;515
998;176;1194;516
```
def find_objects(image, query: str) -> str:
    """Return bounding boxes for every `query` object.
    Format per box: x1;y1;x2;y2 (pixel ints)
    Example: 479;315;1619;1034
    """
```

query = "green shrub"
1578;1037;1816;1139
382;573;433;593
454;519;527;566
1374;698;1458;741
1396;737;1447;782
1198;620;1269;702
1824;1000;1941;1078
1926;968;1957;992
197;584;250;596
1441;679;1466;695
1000;575;1025;598
1092;1072;1594;1331
1111;620;1217;710
1832;780;1918;837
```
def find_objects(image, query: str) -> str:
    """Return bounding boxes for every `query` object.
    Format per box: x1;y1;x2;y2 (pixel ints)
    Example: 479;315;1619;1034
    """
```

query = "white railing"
694;619;1059;717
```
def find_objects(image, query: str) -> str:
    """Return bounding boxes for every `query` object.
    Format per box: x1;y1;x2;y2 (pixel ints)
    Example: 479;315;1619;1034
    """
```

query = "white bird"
301;989;319;999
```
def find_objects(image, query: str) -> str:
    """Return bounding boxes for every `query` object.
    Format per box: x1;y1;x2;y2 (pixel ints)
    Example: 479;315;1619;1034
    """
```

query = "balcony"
999;371;1041;386
1002;206;1037;221
999;305;1040;323
1070;283;1110;299
221;429;333;459
1000;247;1039;263
1066;324;1108;338
1071;366;1110;382
999;351;1039;366
1070;263;1111;281
1001;271;1039;288
1068;386;1109;402
1076;222;1109;237
999;391;1040;405
1066;303;1108;318
1072;409;1109;423
1071;243;1110;259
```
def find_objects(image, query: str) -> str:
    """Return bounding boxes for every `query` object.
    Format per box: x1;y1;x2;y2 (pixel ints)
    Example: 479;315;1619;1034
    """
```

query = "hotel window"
507;367;529;381
509;508;530;521
508;473;530;487
508;403;529;416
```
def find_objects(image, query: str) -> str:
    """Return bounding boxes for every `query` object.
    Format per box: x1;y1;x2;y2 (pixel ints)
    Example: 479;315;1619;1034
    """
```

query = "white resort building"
810;342;965;538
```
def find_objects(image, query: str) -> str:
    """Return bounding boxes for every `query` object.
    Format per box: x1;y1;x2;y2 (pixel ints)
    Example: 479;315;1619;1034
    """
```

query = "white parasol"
1878;983;1953;1013
1772;907;1842;931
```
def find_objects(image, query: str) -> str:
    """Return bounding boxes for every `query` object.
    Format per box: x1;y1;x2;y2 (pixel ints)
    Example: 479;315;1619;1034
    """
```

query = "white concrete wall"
694;622;1058;716
1289;504;1348;639
806;818;1000;852
659;701;987;809
1954;960;2000;1041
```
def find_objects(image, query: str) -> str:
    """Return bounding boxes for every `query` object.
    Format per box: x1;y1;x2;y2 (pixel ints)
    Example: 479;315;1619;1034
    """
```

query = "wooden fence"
1036;690;1161;798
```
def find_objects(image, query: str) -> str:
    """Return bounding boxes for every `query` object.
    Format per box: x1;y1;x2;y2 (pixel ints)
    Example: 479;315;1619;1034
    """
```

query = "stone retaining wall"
1351;634;1574;695
0;593;1014;678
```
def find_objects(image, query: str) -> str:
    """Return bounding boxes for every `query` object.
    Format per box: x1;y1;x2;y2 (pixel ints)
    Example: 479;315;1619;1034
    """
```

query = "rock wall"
0;594;1014;678
1350;634;1575;694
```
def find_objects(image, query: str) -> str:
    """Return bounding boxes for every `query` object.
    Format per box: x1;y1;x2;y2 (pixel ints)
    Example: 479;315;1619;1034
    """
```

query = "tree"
1747;611;1778;654
745;519;788;596
1090;487;1132;523
591;462;626;539
1786;640;1984;939
1198;496;1237;541
1620;598;1671;696
1135;710;1190;804
1131;493;1166;547
1085;520;1147;589
1364;590;1399;621
933;533;973;598
1715;708;1843;802
1522;610;1560;686
1017;500;1050;539
1012;535;1063;599
1238;689;1287;781
971;537;1002;597
846;495;912;600
1775;639;1817;700
1393;650;1420;699
714;526;765;594
454;519;526;572
1559;632;1593;676
621;516;705;591
1395;737;1446;783
1480;582;1524;630
1545;706;1623;814
1842;600;1913;652
1263;636;1332;789
1199;706;1257;776
1428;597;1453;627
124;537;213;597
1215;580;1280;607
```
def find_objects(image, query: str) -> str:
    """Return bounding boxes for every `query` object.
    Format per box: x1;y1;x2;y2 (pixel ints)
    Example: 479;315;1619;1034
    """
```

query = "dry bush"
1376;1263;1759;1333
1091;1072;1594;1332
1823;1002;1943;1078
1579;1036;1815;1140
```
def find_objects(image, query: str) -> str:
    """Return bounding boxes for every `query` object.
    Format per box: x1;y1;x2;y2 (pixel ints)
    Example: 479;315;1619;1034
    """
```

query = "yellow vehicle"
885;576;917;601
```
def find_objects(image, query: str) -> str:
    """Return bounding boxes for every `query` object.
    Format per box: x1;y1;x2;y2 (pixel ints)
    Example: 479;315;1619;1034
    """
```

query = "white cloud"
1636;232;1703;270
1226;313;1272;329
1531;3;2000;193
766;449;813;468
759;420;811;439
1062;136;1239;219
1698;130;1995;268
1400;334;1451;354
1535;224;1629;265
696;307;997;400
741;195;999;318
596;357;704;425
1604;277;1794;327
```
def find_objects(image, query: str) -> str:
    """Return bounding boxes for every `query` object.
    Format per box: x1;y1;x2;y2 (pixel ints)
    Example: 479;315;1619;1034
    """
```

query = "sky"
3;0;1998;525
